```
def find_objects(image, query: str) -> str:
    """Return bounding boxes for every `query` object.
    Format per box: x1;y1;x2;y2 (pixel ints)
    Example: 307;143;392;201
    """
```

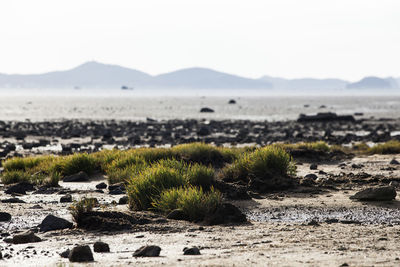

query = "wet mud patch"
246;204;400;225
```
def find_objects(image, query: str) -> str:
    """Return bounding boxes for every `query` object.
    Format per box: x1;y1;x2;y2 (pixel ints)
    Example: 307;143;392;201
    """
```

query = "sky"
0;0;399;81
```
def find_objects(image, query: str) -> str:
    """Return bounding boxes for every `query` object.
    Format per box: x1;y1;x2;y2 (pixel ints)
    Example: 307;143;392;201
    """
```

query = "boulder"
93;241;110;253
69;245;94;262
390;158;399;165
39;214;73;232
350;186;396;201
132;245;161;257
118;196;128;205
63;171;89;182
0;212;11;222
12;231;41;244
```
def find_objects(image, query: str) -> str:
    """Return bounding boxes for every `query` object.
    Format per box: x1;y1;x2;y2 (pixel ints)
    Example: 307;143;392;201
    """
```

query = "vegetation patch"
153;186;222;222
367;140;400;154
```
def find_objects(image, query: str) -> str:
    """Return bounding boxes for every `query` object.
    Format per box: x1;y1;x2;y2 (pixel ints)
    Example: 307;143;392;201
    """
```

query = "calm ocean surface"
0;88;399;121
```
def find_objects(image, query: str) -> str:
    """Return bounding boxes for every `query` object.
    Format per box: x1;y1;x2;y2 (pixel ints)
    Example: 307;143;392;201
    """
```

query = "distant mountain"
0;62;271;89
149;67;272;89
346;76;398;89
260;76;348;90
0;62;398;90
0;61;151;89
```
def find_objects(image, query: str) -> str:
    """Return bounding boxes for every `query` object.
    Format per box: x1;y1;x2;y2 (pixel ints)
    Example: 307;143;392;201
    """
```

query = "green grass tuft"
152;186;222;221
1;170;31;184
368;140;400;154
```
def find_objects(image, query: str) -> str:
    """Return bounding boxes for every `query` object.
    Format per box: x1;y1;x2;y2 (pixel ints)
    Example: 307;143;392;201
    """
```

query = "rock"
108;182;125;191
133;245;161;257
60;249;70;258
350;186;396;201
96;182;107;189
310;163;318;170
304;173;318;180
93;241;110;253
197;127;210;136
297;112;355;123
12;231;41;244
109;188;125;195
5;182;35;195
351;163;363;169
390;158;400;165
60;194;72;203
69;245;94;262
0;212;11;222
1;197;25;203
300;177;316;186
228;99;236;104
203;203;247;225
200;107;214;113
167;209;189;221
183;247;201;255
118;196;128;205
0;251;2;259
63;171;89;182
39;214;73;232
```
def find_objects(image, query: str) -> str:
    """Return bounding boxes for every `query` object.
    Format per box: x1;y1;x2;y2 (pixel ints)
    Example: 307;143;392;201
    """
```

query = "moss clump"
153;186;222;221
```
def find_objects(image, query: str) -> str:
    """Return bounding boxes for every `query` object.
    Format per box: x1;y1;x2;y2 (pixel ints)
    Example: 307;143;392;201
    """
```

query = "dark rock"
0;212;11;222
200;107;214;113
60;194;72;203
351;163;363;169
304;174;318;180
350;186;396;201
133;245;161;257
108;182;125;191
183;247;201;255
390;158;399;165
228;99;236;104
197;127;210;136
93;241;110;253
203;203;247;225
109;188;125;195
300;177;316;186
310;163;318;170
69;245;94;262
96;182;107;189
39;214;73;232
118;196;128;205
12;231;41;244
60;249;70;258
1;197;25;203
297;112;355;123
167;209;189;221
63;171;89;182
5;182;35;195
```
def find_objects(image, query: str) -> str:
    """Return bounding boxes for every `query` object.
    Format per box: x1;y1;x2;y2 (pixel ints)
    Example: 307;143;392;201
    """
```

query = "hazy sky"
0;0;399;80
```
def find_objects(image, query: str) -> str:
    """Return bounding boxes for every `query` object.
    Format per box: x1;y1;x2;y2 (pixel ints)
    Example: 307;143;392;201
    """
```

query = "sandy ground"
1;154;400;266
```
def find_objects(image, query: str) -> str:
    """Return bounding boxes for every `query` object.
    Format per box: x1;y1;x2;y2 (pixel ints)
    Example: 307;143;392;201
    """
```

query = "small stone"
183;247;201;255
350;186;396;201
133;245;161;257
93;241;110;253
351;163;363;169
200;107;214;113
5;182;35;195
63;171;89;182
39;214;73;232
310;163;318;170
1;198;25;203
60;194;72;203
304;173;318;180
12;231;41;244
69;245;94;262
0;212;12;222
59;249;70;258
390;158;400;165
118;196;128;205
228;99;236;104
96;182;107;189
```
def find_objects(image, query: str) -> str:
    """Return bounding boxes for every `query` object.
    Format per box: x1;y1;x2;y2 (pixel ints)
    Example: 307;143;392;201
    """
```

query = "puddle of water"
246;206;400;225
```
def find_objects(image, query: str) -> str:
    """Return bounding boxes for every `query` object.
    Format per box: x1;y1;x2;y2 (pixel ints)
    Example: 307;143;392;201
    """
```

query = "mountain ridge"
0;61;398;90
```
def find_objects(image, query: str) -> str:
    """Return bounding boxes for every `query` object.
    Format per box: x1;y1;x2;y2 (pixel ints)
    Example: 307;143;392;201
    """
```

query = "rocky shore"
0;116;399;159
